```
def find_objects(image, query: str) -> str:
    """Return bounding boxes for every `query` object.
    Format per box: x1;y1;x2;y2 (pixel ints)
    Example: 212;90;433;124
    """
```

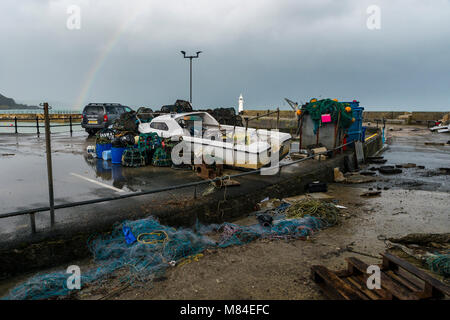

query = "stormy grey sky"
0;0;449;111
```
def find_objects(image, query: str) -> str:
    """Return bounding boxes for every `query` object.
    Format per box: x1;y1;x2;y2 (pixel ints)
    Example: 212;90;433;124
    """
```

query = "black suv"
81;103;132;135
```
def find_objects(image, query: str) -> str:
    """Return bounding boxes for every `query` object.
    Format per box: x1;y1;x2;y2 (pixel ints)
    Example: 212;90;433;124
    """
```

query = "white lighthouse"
238;94;244;114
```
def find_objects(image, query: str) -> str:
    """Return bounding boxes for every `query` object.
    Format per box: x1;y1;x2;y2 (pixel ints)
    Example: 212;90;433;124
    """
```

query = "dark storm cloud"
0;0;449;110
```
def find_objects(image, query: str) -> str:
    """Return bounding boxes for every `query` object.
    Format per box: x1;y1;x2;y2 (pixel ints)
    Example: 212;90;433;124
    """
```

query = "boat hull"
180;137;291;170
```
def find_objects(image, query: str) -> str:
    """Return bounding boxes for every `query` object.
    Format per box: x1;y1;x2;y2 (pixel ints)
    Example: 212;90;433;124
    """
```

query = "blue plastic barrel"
362;126;367;141
111;147;125;164
96;143;111;158
345;101;364;143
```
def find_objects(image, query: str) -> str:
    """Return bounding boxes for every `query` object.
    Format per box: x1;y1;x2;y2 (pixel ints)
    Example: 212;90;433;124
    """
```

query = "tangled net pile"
284;198;340;227
4;209;332;300
301;98;355;133
426;253;450;277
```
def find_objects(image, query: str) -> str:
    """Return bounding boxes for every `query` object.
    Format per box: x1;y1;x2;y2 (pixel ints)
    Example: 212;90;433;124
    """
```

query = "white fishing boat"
138;112;291;169
430;124;450;133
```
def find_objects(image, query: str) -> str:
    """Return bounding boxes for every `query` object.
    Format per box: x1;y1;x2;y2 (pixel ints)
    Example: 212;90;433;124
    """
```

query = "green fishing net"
301;99;355;133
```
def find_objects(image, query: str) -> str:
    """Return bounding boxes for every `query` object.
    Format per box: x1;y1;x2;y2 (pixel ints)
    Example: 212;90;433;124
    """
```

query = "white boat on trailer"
138;111;292;169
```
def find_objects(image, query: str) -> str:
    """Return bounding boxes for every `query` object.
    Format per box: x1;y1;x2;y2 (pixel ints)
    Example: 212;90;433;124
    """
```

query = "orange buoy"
333;99;338;102
296;109;302;116
310;98;317;103
345;106;352;112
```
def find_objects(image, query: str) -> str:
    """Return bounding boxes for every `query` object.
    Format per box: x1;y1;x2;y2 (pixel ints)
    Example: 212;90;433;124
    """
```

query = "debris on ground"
312;147;327;161
424;142;446;146
305;181;328;193
195;163;223;180
256;198;282;211
201;177;241;197
388;233;450;246
283;193;333;204
334;167;346;182
378;166;402;174
256;214;274;227
396;163;417;168
284;198;339;226
314;154;327;161
218;178;240;187
359;171;376;176
334;167;377;183
360;191;382;197
345;174;377;184
367;156;387;164
419;168;450;177
386;233;450;278
290;152;309;160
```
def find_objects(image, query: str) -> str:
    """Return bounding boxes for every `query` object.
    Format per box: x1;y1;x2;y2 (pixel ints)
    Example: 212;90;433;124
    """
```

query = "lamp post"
180;50;202;104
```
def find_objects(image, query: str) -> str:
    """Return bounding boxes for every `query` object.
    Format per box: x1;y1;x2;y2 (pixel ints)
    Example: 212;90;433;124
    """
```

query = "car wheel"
86;129;98;136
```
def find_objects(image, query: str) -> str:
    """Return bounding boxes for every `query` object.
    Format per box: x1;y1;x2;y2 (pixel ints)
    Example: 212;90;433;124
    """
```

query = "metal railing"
0;109;80;115
243;108;281;130
0;116;81;136
0;140;356;234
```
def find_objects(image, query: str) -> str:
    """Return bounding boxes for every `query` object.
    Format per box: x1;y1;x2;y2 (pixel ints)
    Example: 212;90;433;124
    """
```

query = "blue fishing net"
426;253;450;277
4;213;326;300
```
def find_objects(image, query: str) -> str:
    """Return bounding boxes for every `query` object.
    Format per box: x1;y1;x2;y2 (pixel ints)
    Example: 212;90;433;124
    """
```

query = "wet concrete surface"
1;126;446;241
0;131;219;238
2;182;446;300
71;143;449;300
0;132;200;211
0;131;313;243
0;126;449;299
356;126;450;192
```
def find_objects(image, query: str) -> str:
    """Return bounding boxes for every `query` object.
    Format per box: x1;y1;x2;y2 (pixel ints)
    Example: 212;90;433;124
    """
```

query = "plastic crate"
102;150;112;161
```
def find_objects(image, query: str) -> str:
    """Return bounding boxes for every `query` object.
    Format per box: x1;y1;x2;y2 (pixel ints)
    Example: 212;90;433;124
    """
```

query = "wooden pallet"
311;252;450;300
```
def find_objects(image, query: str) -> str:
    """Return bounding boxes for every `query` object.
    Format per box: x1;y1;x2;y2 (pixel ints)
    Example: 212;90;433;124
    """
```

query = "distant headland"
0;93;39;110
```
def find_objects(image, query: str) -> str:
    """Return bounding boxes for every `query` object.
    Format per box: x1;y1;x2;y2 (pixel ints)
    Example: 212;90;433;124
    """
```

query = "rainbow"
75;9;142;110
